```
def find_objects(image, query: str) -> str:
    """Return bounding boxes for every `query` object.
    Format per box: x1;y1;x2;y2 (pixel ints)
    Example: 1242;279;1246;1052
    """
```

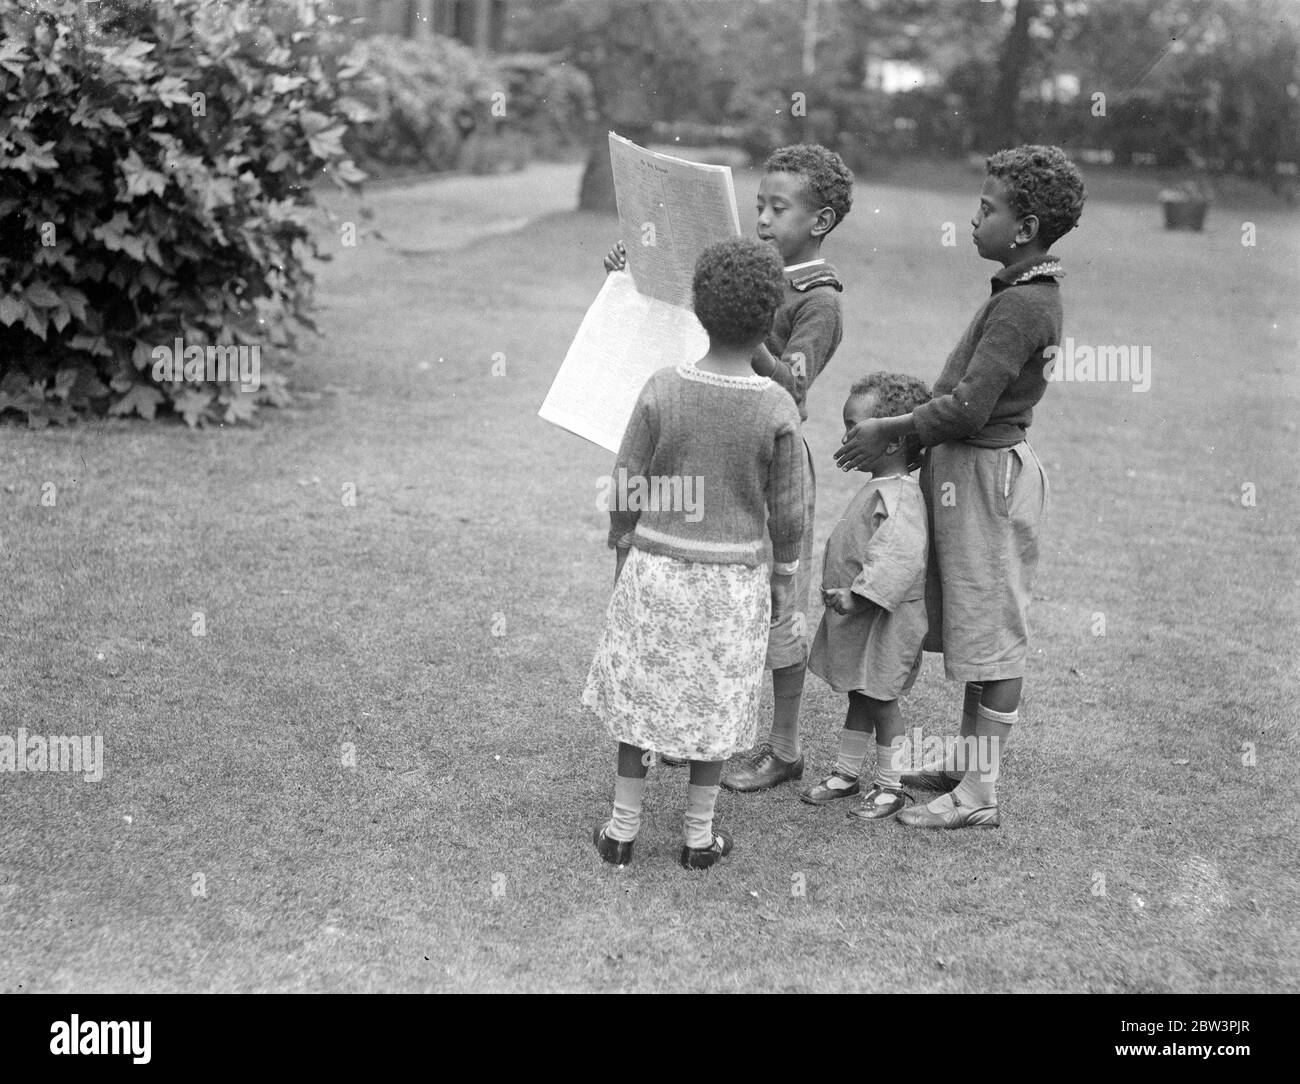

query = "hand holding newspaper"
539;133;743;452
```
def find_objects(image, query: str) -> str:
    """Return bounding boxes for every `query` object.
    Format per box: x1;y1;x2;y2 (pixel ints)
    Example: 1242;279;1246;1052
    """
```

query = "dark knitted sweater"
912;255;1065;449
754;260;843;422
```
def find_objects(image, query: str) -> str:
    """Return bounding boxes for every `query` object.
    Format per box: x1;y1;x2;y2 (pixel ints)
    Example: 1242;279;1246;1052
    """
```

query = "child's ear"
812;206;837;238
1017;213;1041;245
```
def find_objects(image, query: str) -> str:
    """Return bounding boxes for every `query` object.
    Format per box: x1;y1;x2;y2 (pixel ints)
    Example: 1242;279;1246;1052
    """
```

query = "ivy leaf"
68;333;113;357
222;393;258;425
122;149;168;199
24;282;60;307
153;75;192;105
68;369;111;406
0;294;24;326
333;159;367;186
26;400;76;429
256;372;292;408
91;211;132;249
59;286;89;322
22;306;48;340
172;387;214;428
108;383;164;420
0;39;26;78
297;109;332;135
271;74;307;95
100;38;156;77
307;125;345;161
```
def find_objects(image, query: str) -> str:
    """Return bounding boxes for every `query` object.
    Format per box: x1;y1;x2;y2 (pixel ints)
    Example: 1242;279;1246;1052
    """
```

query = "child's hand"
602;240;628;273
821;587;866;616
834;417;888;473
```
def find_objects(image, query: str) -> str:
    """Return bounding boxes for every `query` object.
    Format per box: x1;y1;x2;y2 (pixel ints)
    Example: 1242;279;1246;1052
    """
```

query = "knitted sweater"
912;255;1064;449
607;363;805;565
755;260;843;422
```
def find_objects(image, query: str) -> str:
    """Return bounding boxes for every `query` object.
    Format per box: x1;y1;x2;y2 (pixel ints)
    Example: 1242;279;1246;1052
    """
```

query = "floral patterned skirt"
582;547;770;761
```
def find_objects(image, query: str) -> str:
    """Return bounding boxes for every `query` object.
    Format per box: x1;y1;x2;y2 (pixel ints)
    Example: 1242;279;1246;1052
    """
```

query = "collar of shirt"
991;253;1064;293
786;259;842;293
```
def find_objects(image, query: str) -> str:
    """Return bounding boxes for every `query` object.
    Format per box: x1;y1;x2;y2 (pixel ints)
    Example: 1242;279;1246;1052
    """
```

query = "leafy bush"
340;33;498;173
340;38;593;176
0;0;365;428
494;52;594;160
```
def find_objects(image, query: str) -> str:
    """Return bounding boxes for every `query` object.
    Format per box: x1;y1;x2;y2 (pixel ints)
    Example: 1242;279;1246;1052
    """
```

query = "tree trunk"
579;121;652;212
988;0;1037;151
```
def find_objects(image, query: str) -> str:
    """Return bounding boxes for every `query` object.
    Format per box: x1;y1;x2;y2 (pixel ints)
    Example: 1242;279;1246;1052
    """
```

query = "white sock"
683;784;720;849
834;728;872;781
874;740;904;792
952;704;1014;808
608;775;646;841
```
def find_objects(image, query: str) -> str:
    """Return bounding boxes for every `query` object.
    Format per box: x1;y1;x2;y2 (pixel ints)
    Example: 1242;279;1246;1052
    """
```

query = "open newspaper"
538;133;742;452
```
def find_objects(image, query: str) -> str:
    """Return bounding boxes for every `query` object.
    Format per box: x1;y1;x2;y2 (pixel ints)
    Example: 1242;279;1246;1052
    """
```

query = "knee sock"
874;741;905;792
941;683;983;780
833;727;873;784
767;664;805;761
683;784;721;849
607;775;647;842
949;704;1014;810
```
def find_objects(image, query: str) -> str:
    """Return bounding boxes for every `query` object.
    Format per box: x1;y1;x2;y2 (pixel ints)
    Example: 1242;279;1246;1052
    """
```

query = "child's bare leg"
688;759;723;787
617;741;650;779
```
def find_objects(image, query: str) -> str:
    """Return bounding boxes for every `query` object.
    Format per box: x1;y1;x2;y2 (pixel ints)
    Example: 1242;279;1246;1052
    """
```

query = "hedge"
0;0;365;428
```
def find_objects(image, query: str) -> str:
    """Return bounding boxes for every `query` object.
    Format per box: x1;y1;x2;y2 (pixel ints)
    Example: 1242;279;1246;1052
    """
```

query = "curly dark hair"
764;144;854;232
692;238;785;346
849;371;932;467
986;144;1086;248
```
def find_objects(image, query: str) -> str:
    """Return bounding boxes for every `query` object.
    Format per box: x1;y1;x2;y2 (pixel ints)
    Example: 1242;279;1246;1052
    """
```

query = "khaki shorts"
921;440;1048;682
766;437;816;670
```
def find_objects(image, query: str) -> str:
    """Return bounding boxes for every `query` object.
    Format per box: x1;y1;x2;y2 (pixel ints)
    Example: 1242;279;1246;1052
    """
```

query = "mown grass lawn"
1;161;1296;992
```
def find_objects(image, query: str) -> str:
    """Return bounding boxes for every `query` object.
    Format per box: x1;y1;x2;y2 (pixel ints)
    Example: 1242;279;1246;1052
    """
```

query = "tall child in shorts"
802;372;933;821
583;239;805;870
835;145;1085;828
605;144;855;793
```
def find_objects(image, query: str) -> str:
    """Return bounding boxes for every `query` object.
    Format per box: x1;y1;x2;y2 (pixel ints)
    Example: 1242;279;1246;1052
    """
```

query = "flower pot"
1161;198;1208;231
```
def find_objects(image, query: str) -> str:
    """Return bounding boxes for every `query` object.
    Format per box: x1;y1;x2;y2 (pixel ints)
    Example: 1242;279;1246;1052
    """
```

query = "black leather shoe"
900;771;960;792
800;772;861;805
846;785;908;822
721;745;804;792
593;824;634;865
680;829;734;870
